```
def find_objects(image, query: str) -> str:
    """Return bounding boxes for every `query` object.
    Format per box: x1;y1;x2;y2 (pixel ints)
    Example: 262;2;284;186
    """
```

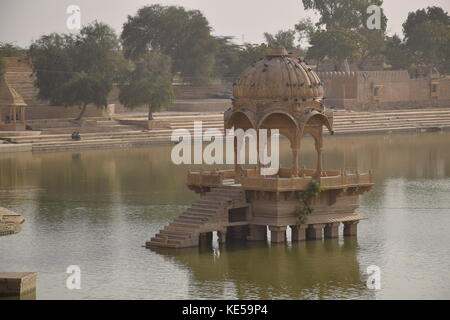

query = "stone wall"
24;105;110;120
173;82;231;100
317;71;450;110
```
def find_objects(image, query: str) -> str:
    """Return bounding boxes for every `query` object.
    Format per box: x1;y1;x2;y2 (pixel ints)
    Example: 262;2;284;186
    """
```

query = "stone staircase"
332;109;450;134
2;58;42;105
146;186;247;248
2;108;450;152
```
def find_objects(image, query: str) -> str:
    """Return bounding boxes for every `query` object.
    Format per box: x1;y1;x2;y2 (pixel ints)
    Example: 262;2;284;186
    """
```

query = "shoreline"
1;107;450;154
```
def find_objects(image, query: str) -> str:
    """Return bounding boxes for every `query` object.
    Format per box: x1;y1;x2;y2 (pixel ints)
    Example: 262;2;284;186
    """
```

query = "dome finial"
267;46;289;57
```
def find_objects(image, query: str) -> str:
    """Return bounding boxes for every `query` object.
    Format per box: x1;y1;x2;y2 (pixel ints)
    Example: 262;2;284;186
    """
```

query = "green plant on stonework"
295;180;321;224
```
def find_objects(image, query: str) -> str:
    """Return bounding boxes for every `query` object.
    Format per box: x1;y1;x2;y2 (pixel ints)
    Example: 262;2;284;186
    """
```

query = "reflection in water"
1;132;450;299
155;237;373;300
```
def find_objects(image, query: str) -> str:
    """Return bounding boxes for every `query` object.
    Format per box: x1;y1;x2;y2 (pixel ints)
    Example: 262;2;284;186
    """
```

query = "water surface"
1;132;450;299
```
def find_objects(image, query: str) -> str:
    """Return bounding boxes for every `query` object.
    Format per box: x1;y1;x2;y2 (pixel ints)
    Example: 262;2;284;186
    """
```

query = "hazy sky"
1;0;449;47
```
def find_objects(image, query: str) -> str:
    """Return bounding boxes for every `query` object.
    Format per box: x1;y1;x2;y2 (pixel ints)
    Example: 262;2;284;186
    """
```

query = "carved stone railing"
186;170;235;188
240;171;373;192
187;168;373;192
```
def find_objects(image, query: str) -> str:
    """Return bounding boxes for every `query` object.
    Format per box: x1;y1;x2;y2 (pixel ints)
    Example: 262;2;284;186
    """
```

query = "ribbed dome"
233;46;324;101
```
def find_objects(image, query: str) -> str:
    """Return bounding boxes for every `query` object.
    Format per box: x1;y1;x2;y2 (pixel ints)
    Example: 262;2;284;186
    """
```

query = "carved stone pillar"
315;138;322;175
324;222;340;239
292;148;299;176
343;221;359;237
218;228;227;244
247;225;267;241
20;106;25;123
306;224;325;240
234;136;239;174
291;225;307;241
269;226;287;243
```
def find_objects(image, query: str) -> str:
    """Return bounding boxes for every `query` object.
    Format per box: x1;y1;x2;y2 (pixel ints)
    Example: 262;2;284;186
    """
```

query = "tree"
121;5;217;85
0;42;26;58
302;0;386;30
384;35;412;70
0;42;27;77
307;28;368;66
29;22;122;120
229;44;271;79
213;36;241;81
403;6;450;73
263;30;297;50
119;52;174;121
295;18;317;45
301;0;388;66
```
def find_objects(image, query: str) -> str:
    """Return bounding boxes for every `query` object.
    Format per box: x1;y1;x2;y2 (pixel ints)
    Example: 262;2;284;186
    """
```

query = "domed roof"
233;46;324;102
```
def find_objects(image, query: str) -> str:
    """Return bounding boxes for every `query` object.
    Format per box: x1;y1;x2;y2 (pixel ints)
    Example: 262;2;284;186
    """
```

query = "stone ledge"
0;272;37;297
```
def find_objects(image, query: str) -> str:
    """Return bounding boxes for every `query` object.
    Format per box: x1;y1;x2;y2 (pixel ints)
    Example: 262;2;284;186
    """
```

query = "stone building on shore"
0;56;449;127
319;70;450;111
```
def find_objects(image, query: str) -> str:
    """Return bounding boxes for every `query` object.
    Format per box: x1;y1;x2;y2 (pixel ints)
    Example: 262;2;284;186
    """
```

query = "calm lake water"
1;131;450;300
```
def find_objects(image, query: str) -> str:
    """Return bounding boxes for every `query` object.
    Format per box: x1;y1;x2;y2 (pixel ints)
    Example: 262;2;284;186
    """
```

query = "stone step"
163;225;195;234
183;208;216;216
197;199;227;206
177;213;212;221
334;118;450;125
146;240;178;248
186;206;217;214
170;221;202;229
156;232;190;240
202;195;233;202
212;187;244;192
334;118;450;126
174;216;208;224
180;213;213;221
336;126;418;133
191;203;222;210
147;187;250;248
209;189;244;196
204;192;238;199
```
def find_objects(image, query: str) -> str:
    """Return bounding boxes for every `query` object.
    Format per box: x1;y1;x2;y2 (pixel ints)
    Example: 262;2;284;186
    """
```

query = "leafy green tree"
213;36;241;81
121;4;217;85
229;44;271;79
301;0;388;66
403;6;450;73
0;42;27;77
29;22;122;120
302;0;387;30
295;18;317;44
307;28;368;65
263;30;298;50
119;52;174;120
0;42;27;58
384;35;412;70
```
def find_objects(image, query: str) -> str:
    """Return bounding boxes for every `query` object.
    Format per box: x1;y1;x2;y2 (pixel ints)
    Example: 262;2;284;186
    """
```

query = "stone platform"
0;207;25;236
0;272;37;299
147;168;373;249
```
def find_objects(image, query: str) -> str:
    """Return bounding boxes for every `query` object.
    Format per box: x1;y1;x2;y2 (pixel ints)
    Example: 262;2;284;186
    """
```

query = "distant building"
318;71;450;110
1;57;449;119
